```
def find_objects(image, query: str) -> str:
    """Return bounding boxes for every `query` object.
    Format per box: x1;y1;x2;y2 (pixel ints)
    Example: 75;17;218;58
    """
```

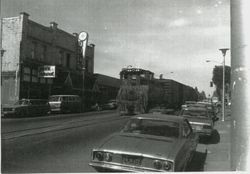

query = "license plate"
122;155;142;166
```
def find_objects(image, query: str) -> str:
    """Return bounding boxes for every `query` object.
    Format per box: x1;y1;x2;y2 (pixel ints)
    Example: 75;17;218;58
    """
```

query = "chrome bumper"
89;161;163;172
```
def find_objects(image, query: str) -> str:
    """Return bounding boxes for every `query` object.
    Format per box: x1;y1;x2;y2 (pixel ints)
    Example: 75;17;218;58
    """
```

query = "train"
116;67;198;115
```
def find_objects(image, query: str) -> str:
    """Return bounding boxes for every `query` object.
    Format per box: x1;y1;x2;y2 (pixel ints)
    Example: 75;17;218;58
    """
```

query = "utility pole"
231;0;250;171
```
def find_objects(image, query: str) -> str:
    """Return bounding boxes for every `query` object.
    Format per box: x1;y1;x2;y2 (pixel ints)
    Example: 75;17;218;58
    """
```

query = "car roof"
20;99;47;101
133;113;185;122
183;106;207;111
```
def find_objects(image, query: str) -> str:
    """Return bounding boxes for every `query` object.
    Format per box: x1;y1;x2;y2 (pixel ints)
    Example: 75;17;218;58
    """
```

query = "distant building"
92;73;121;104
1;12;95;105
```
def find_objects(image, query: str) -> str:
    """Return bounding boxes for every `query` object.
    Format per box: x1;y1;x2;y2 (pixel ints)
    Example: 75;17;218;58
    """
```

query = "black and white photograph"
1;0;249;173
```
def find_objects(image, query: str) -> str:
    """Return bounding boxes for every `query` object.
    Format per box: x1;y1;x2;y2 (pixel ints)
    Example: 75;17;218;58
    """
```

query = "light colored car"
89;114;198;172
179;107;215;136
2;99;50;117
49;95;82;113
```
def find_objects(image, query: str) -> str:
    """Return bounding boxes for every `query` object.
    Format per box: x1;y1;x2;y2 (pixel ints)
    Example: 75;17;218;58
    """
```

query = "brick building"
1;12;95;105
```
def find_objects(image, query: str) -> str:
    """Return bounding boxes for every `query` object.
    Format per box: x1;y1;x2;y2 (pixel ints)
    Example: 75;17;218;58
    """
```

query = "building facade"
1;12;95;105
92;73;120;104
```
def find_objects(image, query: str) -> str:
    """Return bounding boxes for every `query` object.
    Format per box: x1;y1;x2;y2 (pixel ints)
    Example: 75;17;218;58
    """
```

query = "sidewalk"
204;107;231;171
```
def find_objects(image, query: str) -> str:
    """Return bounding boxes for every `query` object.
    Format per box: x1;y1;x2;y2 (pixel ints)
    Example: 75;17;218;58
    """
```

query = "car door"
184;120;198;158
179;120;198;170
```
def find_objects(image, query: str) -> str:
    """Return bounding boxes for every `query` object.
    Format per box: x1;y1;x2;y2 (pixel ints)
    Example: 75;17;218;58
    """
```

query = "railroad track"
2;114;130;140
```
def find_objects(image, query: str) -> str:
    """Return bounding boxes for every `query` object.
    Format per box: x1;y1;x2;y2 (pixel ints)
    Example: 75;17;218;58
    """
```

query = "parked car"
89;113;198;172
179;106;216;137
148;106;175;114
49;95;82;113
2;99;50;117
100;100;118;110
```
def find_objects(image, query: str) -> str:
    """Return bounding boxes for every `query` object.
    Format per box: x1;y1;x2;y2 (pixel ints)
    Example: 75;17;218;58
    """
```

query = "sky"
1;0;230;96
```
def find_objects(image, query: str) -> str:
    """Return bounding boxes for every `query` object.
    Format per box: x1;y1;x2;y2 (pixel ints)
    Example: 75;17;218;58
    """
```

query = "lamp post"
219;48;229;122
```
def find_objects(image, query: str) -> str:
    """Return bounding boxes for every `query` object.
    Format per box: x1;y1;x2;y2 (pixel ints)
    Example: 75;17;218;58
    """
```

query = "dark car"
179;106;215;137
89;114;198;172
100;100;118;110
2;99;50;117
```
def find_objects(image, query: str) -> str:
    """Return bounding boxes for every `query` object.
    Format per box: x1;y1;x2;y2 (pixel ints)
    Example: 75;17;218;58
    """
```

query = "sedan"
89;114;198;172
2;99;50;117
179;106;215;137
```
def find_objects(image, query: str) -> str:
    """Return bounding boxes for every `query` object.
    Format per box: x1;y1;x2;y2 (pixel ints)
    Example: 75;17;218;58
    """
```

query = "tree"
212;65;231;100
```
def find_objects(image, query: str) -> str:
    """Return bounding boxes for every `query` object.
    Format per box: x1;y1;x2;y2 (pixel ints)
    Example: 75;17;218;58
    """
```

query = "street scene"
2;0;249;173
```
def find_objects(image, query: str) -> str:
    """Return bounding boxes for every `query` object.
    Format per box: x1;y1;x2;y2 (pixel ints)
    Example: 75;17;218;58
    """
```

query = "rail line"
2;115;129;140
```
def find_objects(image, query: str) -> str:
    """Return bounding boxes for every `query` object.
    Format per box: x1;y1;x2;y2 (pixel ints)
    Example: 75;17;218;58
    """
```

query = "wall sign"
38;65;56;78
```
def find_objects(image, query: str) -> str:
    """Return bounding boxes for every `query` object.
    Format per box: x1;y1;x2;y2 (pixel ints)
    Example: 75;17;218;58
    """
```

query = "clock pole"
78;31;89;112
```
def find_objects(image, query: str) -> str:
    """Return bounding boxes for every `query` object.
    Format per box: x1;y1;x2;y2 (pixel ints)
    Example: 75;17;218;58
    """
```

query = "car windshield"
14;100;29;105
122;119;180;138
181;109;208;118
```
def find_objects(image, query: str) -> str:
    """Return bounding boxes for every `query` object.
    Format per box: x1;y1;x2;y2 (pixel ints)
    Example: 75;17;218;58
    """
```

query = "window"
31;41;37;59
41;45;47;61
123;119;180;138
59;51;64;65
31;69;38;83
39;77;46;84
66;53;71;68
23;67;31;82
47;78;53;84
183;121;191;137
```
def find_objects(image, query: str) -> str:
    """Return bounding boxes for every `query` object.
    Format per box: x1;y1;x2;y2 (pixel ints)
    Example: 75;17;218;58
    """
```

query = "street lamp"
219;48;229;122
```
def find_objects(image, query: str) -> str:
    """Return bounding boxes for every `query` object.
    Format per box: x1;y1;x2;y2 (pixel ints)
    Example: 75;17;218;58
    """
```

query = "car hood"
99;132;184;160
183;116;212;125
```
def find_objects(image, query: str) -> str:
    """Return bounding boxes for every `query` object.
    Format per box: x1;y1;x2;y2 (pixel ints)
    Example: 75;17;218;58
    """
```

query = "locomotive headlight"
153;160;163;170
163;161;172;171
95;151;104;161
104;152;113;162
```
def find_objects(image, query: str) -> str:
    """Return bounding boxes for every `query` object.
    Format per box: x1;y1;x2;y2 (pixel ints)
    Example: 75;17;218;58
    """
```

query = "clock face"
78;32;88;41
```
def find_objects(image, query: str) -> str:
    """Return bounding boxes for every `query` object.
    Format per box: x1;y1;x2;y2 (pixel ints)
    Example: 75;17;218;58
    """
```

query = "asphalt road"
2;111;129;173
1;110;228;173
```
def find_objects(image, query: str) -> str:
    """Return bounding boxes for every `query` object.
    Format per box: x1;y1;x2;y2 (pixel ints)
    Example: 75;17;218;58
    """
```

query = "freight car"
116;67;198;115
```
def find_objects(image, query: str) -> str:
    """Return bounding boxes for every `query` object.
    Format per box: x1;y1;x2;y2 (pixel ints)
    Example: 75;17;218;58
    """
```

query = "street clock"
78;31;88;41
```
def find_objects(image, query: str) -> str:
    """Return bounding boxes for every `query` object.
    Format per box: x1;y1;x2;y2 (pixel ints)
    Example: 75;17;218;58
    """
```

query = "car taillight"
153;160;163;170
163;161;172;171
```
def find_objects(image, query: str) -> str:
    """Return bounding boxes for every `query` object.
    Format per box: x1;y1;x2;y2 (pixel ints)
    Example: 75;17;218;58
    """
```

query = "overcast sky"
1;0;230;96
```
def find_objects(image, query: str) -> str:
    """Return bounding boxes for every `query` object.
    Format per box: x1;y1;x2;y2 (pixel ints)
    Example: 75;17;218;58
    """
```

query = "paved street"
2;111;129;173
1;108;231;172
